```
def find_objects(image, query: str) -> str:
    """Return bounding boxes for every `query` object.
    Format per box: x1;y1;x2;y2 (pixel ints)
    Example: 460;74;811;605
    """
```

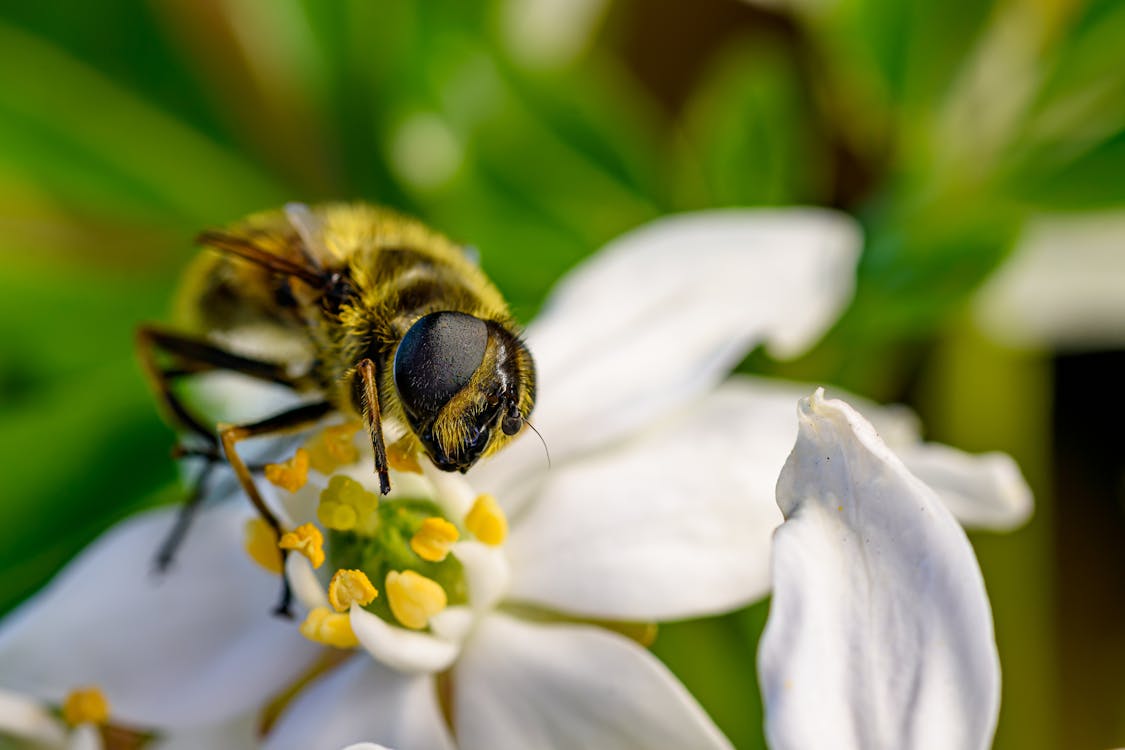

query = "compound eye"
394;311;488;420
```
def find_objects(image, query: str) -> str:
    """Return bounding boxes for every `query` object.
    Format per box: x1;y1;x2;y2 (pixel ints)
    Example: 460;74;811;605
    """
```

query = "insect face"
393;311;534;472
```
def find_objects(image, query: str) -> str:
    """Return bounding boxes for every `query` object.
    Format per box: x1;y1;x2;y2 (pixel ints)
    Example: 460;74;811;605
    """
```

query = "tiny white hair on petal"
759;389;1000;750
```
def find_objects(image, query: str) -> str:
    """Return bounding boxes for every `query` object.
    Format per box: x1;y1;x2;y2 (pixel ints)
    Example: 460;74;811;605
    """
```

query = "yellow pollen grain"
62;687;109;727
410;517;459;562
264;448;310;492
304;422;361;474
278;523;326;569
386;439;423;474
386;570;447;630
328;569;379;611
317;475;379;533
243;518;283;574
465;494;507;546
299;607;359;649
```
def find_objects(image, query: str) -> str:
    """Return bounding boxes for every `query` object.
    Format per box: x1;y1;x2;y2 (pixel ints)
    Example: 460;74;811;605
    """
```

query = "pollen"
304;422;361;474
328;569;379;611
317;475;379;534
62;687;109;727
278;522;325;569
410;517;459;562
299;607;359;649
264;448;310;492
244;518;283;574
386;570;447;630
465;494;507;546
386;439;423;474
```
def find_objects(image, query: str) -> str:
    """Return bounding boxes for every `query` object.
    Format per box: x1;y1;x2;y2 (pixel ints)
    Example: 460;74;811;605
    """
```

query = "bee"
137;203;536;613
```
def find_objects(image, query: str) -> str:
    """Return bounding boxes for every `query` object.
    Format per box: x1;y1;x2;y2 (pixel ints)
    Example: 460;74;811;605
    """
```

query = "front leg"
219;400;334;617
356;358;391;495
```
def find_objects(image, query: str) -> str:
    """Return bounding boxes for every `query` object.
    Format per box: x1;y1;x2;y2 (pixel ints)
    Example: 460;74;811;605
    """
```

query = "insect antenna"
522;417;551;469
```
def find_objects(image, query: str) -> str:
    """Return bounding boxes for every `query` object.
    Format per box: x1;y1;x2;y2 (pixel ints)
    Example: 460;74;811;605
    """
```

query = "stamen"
465;494;507;546
278;523;325;568
387;438;423;475
304;422;361;474
410;517;459;562
328;569;379;611
299;607;359;649
62;687;109;727
243;518;283;574
264;448;310;492
317;475;379;534
386;570;447;630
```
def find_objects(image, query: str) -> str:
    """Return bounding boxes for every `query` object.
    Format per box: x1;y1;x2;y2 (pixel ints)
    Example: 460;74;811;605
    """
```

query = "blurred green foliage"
1;0;1123;747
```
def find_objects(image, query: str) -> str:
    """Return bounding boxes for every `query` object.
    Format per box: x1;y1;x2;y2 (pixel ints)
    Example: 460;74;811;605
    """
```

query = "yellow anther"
264;448;310;492
386;570;447;630
299;607;359;649
410;517;459;562
386;439;423;475
278;523;326;569
304;422;361;474
465;494;507;546
243;518;283;574
62;687;109;727
328;569;379;611
317;475;379;534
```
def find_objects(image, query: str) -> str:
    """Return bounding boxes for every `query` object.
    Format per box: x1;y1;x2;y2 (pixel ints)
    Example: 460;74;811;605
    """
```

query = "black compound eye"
394;311;488;420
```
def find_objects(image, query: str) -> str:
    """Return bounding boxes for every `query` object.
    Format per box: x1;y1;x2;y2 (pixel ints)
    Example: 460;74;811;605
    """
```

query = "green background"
1;0;1123;747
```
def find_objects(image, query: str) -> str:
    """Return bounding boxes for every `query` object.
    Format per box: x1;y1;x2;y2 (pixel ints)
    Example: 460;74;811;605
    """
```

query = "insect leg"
136;325;314;571
356;358;391;495
220;400;334;618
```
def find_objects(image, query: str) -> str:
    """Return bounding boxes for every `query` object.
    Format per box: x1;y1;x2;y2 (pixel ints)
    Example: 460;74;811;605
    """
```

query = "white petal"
455;613;731;750
975;211;1125;349
264;658;454;750
895;444;1033;530
722;377;1034;531
471;209;861;496
0;504;321;730
453;541;511;614
505;382;788;620
759;389;1000;750
0;687;67;746
349;607;460;675
66;724;102;750
340;745;394;750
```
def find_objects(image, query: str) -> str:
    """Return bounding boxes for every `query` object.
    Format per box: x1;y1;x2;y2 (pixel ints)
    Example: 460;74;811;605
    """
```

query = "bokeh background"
1;0;1123;747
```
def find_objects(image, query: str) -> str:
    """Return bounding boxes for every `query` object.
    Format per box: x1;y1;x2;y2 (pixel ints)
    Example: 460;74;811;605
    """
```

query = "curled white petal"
455;613;732;750
453;540;511;614
759;389;1000;750
264;658;453;750
0;504;321;730
349;607;460;675
472;208;861;499
505;383;786;620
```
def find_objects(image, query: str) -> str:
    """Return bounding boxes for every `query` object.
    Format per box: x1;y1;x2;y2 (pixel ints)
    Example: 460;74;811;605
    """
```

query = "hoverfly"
137;203;536;614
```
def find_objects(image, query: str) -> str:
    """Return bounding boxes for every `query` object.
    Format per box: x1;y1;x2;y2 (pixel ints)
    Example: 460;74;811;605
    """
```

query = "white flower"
0;208;1030;748
759;389;1001;749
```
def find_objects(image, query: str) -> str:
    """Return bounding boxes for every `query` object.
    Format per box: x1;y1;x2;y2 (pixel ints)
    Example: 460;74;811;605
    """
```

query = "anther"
299;607;359;649
385;570;447;630
328;569;379;611
264;448;310;492
465;494;507;546
244;518;284;574
386;439;423;475
62;687;109;727
410;517;459;562
317;475;379;534
278;522;325;568
304;422;361;474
